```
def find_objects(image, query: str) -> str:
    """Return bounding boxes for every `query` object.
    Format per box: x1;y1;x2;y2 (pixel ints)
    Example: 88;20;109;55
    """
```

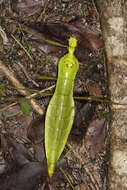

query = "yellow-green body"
45;37;79;177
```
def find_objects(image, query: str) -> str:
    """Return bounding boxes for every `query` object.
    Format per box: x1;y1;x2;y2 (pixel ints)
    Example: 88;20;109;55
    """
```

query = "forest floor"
0;0;110;190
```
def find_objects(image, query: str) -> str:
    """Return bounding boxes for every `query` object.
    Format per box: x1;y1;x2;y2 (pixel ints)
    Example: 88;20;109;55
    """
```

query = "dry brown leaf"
11;0;42;17
85;119;106;159
88;83;103;97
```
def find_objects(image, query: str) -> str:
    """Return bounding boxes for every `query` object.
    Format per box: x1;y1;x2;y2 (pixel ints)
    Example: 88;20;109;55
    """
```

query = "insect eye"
65;59;73;68
66;63;72;68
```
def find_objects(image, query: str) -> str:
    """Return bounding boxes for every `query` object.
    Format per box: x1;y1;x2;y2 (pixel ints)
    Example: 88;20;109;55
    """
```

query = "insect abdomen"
45;76;74;176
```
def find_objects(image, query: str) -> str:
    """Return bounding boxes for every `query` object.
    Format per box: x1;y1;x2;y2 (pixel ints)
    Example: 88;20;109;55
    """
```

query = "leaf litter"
0;0;109;189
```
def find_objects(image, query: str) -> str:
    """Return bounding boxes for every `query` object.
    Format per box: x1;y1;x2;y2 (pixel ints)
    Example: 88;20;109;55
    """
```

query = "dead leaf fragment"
27;116;44;143
1;135;31;166
11;0;42;16
0;135;48;190
79;26;103;51
0;162;47;190
27;116;46;162
88;83;103;97
85;119;106;159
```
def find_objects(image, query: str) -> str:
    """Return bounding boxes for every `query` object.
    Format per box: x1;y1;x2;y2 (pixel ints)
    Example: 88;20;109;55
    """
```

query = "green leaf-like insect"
45;37;79;177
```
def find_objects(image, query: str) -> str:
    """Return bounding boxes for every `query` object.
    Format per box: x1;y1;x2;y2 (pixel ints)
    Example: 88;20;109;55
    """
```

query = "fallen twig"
17;62;39;87
0;60;43;115
0;26;9;45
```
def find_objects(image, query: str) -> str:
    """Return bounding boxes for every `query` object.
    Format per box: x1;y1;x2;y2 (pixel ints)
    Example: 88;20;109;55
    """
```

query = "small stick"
17;62;39;87
0;26;9;45
0;102;17;112
0;60;43;115
26;84;55;99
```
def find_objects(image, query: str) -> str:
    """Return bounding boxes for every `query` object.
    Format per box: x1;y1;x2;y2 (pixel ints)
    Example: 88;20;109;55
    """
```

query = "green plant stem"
11;34;34;61
60;167;76;190
39;76;57;80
